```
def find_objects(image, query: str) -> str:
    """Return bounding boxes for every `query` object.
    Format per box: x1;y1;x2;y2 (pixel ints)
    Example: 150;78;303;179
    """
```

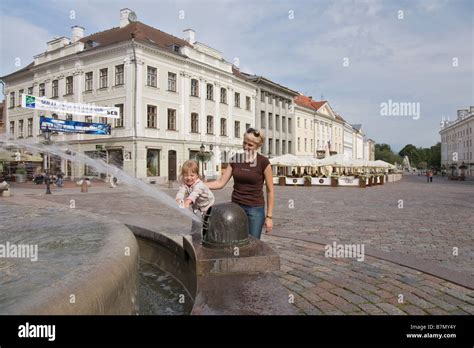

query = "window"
18;89;24;105
268;113;273;130
288;118;292;133
9;92;15;108
115;65;124;85
220;118;227;136
261;111;266;128
168;72;176;91
245;123;251;131
304;138;307;152
206;84;213;100
147;149;160;176
311;139;313;151
288;141;292;153
85;72;93;91
297;117;300;128
99;68;108;88
147;105;157;128
246;96;251;111
85;116;93;123
39;83;46;97
99;117;107;124
191;113;199;133
220;88;227;104
268;138;273;154
147;66;157;87
115;104;124;127
298;137;301;151
276;139;280;155
66;77;73;94
51;81;58;97
282;116;286;132
191;79;199;97
66;114;73;121
18;120;24;138
27;118;33;137
207;115;214;134
276;115;280;131
28;87;33;95
234;121;240;138
304;119;307;129
261;91;265;102
234;92;240;107
167;109;176;130
9;121;14;136
282;140;286;154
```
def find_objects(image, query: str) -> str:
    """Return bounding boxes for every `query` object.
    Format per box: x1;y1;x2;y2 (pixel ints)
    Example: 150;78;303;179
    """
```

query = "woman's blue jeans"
238;204;265;240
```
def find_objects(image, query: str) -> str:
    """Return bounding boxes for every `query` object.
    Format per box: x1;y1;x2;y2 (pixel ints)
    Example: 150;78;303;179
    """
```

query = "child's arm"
185;185;204;206
175;184;187;203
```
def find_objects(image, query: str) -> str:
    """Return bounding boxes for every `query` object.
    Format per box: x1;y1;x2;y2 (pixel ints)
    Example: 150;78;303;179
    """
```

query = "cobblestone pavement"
262;235;473;315
8;174;474;314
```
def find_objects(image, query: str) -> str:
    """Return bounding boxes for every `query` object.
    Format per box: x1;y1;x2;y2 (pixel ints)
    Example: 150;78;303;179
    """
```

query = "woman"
205;128;274;239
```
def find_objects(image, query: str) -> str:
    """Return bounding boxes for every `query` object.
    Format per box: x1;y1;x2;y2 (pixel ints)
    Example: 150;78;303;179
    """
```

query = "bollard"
81;179;88;193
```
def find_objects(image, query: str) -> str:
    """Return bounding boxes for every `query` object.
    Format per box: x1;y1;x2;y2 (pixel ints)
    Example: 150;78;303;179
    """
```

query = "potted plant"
359;174;367;188
303;175;312;186
367;174;373;186
278;175;286;186
15;164;27;183
330;173;339;187
379;173;385;185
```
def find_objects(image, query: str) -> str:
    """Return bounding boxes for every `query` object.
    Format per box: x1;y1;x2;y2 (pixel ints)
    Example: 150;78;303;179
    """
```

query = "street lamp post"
42;126;52;194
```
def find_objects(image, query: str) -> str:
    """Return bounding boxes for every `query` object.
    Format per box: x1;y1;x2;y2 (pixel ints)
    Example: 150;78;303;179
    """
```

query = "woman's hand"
264;217;273;233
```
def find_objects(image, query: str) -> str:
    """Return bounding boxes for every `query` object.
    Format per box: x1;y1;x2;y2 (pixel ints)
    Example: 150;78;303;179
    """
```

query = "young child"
175;160;215;219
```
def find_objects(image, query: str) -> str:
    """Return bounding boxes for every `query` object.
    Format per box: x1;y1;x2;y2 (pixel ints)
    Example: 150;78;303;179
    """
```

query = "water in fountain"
0;135;201;223
1;135;198;314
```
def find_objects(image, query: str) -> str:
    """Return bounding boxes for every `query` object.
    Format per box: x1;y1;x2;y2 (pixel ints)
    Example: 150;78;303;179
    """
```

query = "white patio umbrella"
371;160;395;168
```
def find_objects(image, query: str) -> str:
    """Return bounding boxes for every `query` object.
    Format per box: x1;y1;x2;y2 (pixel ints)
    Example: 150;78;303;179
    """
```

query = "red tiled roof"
79;21;192;53
294;95;327;111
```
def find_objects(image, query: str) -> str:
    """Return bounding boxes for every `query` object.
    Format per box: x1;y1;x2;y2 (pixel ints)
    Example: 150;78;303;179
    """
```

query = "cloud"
0;15;53;76
0;0;471;149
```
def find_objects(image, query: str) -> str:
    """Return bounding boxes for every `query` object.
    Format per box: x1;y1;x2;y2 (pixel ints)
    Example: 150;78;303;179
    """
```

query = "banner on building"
40;116;111;135
22;94;120;119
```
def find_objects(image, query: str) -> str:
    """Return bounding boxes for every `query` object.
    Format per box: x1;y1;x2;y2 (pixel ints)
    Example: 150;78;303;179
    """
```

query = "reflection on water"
0;204;107;313
139;259;192;315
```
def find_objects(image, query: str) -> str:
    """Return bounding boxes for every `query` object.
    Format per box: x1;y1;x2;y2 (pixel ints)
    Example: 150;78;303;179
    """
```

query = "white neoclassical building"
440;106;474;178
2;8;256;183
293;95;358;160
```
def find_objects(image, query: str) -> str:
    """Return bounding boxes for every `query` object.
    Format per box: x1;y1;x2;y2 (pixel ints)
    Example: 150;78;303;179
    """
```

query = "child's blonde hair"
179;159;201;182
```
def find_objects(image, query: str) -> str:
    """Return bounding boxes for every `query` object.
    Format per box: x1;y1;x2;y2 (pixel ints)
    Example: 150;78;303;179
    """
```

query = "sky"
0;0;472;151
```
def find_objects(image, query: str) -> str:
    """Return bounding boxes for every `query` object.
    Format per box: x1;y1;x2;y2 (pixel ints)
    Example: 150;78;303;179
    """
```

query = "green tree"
399;144;420;166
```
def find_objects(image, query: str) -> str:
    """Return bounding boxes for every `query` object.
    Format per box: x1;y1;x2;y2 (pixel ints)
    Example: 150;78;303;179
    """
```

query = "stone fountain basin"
0;202;139;315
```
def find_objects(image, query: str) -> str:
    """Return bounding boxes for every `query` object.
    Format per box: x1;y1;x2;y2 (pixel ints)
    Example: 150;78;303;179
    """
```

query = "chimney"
120;8;133;28
470;106;474;114
71;26;84;43
183;29;195;44
457;109;468;119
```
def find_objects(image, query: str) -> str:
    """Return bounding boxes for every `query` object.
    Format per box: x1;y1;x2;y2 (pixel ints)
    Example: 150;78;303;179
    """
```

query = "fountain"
1;136;296;315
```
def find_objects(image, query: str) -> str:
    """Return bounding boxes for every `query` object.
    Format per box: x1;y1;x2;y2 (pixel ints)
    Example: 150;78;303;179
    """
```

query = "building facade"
2;9;256;182
440;106;474;178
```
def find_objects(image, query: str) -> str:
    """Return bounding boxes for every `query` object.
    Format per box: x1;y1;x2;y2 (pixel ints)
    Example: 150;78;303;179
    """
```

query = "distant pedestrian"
426;171;430;183
429;171;433;183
